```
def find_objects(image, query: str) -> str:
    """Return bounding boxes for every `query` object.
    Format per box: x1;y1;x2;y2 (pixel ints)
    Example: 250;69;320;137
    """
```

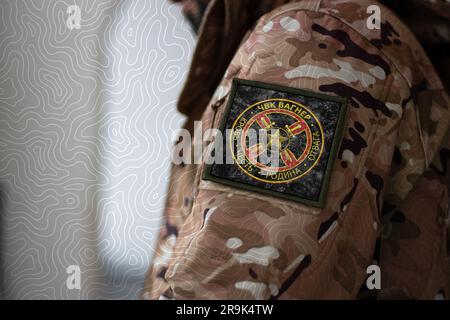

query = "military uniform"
143;0;450;299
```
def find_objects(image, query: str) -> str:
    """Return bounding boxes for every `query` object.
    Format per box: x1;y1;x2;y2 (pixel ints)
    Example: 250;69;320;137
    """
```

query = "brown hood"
173;0;290;118
171;0;210;33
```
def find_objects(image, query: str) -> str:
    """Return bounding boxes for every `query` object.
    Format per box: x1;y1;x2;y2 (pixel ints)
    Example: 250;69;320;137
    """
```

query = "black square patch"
203;78;347;208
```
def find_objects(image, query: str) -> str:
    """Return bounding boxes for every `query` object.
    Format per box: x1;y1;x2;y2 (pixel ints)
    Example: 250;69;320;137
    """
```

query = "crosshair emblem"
231;98;324;183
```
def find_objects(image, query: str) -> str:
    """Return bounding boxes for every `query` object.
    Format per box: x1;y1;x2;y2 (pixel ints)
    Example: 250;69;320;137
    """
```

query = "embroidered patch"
203;78;347;207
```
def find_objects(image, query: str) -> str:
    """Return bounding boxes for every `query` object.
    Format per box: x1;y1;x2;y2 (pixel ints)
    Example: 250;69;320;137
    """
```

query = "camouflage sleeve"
378;91;450;299
158;3;450;299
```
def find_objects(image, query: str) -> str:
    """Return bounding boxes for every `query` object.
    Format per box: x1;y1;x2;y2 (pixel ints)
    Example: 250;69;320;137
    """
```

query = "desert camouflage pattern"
143;0;450;299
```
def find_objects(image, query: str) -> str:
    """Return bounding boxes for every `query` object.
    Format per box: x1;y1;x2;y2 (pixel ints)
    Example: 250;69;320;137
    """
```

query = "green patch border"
203;78;348;208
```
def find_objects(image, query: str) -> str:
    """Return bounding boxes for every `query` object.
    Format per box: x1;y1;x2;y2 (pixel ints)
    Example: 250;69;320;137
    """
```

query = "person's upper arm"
162;6;440;299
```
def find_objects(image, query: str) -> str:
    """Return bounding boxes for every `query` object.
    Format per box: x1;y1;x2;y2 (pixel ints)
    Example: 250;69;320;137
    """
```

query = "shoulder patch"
203;78;347;208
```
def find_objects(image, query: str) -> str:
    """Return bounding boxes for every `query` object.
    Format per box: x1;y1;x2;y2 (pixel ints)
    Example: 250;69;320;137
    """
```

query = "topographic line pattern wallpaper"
0;0;194;299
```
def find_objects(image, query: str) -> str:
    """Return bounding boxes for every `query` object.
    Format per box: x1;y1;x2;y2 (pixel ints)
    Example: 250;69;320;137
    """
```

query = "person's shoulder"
251;0;448;166
257;0;442;91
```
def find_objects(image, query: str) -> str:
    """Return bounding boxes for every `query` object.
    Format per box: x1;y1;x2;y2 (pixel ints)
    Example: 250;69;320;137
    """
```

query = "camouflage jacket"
143;0;450;299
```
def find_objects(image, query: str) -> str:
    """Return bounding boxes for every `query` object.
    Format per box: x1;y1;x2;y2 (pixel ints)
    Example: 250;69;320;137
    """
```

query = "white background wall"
0;0;194;299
